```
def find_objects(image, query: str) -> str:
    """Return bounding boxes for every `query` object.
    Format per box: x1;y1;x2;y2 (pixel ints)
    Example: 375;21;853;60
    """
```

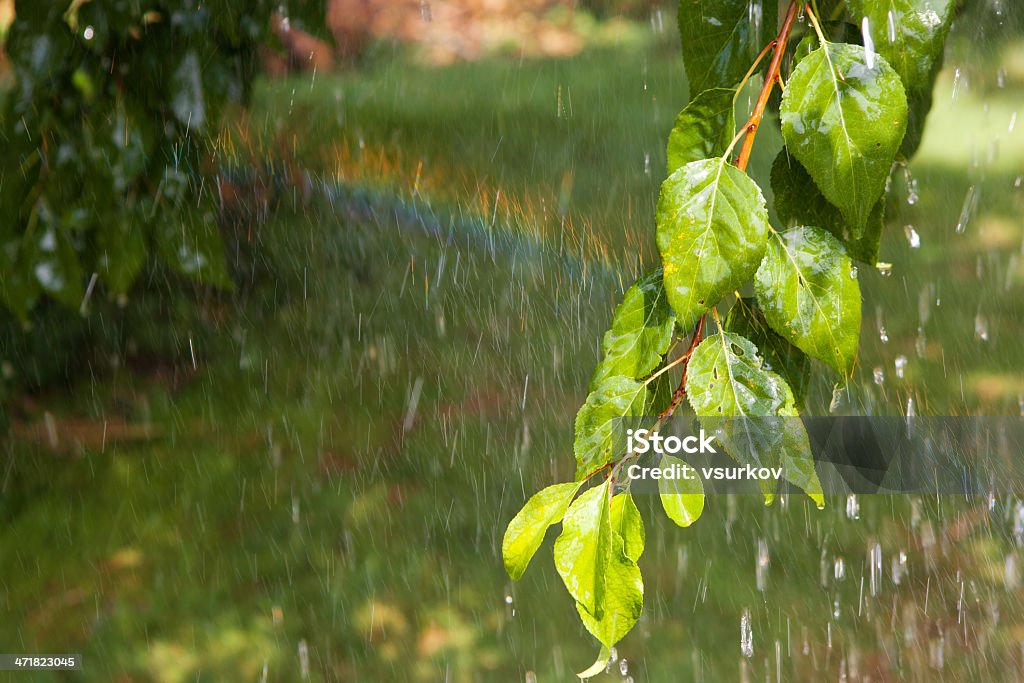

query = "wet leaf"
97;219;147;294
554;481;611;619
848;0;954;94
688;332;823;504
725;297;811;406
678;0;773;92
576;530;643;650
577;648;612;679
770;150;886;264
26;225;84;309
687;331;796;417
658;455;705;526
847;1;954;157
610;493;645;562
590;269;676;389
656;157;770;330
780;42;907;231
574;376;653;479
0;236;40;320
503;482;583;581
754;227;862;377
666;88;736;174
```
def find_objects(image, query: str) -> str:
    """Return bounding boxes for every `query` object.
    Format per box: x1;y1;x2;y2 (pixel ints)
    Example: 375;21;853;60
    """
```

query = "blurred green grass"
3;29;1024;683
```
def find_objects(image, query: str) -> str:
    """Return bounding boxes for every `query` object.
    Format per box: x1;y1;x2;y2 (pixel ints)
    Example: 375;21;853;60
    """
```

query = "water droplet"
834;556;846;580
955;185;980;234
886;10;897;42
619;658;629;676
879;326;889;343
740;609;754;658
504;594;514;605
829;385;844;413
846;494;860;520
951;67;965;100
975;313;990;341
904;224;921;248
861;17;876;70
873;367;885;385
1005;554;1020;590
892;550;907;585
869;542;882;597
876;262;893;277
609;646;618;663
895;355;908;379
1013;502;1024;546
849;266;859;279
298;639;310;679
756;538;770;592
905;170;919;205
83;25;95;41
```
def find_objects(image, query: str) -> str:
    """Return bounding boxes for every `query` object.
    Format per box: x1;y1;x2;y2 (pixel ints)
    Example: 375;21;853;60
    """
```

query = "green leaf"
780;42;907;231
574;376;653;480
576;493;644;650
677;0;774;92
725;297;811;407
770;150;886;264
656;157;771;330
554;481;611;619
847;0;954;94
0;249;39;320
26;225;84;309
754;227;862;377
577;648;612;679
590;269;676;389
658;455;705;526
610;493;645;562
576;531;643;650
666;88;736;175
502;482;583;581
847;1;954;157
686;330;796;417
687;333;823;504
97;218;148;294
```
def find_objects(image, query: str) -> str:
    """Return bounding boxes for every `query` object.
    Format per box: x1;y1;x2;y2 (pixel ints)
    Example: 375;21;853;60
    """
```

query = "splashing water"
740;609;754;658
756;538;770;592
861;17;876;69
846;494;860;520
869;542;882;597
956;185;980;233
904;224;921;248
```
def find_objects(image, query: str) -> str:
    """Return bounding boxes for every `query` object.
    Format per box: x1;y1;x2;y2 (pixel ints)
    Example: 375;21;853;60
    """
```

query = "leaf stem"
804;3;828;47
657;315;706;420
735;0;800;172
731;38;778;110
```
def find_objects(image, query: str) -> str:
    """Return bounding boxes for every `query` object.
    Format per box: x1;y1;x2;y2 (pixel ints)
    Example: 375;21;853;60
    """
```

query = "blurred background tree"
0;1;329;415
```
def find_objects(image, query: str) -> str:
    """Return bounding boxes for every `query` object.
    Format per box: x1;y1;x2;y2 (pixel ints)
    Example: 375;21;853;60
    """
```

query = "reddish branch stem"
735;0;800;172
657;1;800;422
658;315;705;420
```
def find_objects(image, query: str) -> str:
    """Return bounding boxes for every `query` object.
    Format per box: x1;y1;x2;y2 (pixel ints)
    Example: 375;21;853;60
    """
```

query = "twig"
735;1;800;172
